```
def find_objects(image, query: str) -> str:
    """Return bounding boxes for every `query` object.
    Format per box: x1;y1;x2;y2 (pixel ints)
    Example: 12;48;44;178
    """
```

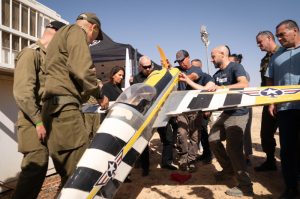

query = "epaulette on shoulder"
27;43;40;50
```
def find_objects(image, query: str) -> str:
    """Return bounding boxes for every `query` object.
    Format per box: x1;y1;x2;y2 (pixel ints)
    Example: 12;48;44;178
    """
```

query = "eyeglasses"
142;65;152;69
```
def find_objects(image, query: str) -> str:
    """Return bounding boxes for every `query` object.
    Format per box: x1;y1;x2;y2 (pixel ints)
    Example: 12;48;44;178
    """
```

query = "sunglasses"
142;65;152;69
178;57;186;63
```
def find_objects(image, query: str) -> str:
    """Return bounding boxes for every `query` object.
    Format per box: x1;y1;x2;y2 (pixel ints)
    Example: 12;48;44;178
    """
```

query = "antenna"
200;25;210;75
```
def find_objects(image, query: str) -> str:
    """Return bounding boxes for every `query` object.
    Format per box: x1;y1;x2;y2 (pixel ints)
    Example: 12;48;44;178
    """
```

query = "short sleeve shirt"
197;71;214;86
266;46;300;111
213;62;248;116
176;66;203;90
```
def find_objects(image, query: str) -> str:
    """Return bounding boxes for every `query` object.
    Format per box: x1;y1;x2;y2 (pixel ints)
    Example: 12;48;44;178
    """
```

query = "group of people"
11;11;300;199
13;13;108;199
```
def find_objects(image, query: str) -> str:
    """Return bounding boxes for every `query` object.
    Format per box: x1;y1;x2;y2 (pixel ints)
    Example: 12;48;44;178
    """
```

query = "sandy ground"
0;106;285;199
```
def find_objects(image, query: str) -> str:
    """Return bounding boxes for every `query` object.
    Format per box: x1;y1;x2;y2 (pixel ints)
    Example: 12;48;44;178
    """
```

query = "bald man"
208;45;253;197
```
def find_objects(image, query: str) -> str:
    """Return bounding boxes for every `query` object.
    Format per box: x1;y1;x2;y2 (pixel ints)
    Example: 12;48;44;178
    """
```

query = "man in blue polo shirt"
266;19;300;199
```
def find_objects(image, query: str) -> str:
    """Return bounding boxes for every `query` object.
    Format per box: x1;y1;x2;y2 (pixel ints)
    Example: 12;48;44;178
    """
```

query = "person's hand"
206;85;218;92
268;104;277;117
205;84;217;92
203;111;212;118
178;72;186;81
98;96;109;110
179;73;189;83
36;124;46;142
129;76;133;85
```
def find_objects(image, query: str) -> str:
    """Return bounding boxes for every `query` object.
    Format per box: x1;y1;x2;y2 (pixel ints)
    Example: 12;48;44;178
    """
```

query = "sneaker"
214;170;234;181
161;163;178;170
179;163;188;171
246;158;252;167
254;160;277;172
187;163;197;173
279;188;299;199
142;169;149;176
225;186;254;197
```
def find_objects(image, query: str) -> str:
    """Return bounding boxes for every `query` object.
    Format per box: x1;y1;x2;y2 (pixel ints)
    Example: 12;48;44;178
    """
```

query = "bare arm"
179;73;205;89
225;75;249;89
187;72;199;81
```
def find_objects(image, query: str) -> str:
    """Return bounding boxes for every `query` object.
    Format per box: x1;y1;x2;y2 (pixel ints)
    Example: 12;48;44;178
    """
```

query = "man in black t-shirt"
208;45;253;197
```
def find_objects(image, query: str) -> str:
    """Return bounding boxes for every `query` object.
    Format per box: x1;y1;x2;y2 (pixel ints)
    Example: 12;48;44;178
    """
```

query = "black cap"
174;50;189;63
46;20;66;31
77;12;103;40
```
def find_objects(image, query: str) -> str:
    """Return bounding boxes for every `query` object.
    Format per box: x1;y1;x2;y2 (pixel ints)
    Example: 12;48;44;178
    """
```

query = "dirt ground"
1;106;286;199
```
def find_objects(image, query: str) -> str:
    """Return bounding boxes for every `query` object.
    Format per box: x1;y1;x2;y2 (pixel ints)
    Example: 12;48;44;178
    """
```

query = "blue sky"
38;0;300;87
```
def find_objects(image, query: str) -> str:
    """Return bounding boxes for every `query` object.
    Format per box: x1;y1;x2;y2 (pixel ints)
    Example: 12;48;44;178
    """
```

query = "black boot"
279;187;299;199
254;158;276;172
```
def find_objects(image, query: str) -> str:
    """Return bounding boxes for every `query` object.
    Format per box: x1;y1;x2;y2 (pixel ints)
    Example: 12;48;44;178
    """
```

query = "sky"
38;0;300;87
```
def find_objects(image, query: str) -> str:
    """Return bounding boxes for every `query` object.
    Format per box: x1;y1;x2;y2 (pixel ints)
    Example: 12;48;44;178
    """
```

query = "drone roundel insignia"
260;88;283;97
107;161;118;177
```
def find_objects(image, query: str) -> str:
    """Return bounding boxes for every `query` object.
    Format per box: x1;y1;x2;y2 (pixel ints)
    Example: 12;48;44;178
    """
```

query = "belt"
45;95;80;106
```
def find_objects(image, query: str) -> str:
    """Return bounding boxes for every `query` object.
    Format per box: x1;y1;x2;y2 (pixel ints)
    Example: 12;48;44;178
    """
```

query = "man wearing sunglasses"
132;56;153;84
130;56;153;176
131;56;178;175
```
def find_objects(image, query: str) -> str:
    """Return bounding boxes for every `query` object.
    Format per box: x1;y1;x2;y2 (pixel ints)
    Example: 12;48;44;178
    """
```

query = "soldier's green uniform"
83;95;101;140
259;45;279;86
13;41;48;199
42;24;103;185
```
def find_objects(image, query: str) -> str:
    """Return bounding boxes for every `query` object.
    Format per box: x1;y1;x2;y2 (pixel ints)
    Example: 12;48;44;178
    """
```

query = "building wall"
0;75;21;191
0;0;67;192
1;0;68;69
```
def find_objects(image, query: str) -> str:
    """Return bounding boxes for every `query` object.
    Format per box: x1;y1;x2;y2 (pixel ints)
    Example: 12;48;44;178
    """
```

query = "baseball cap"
46;21;66;31
77;12;103;40
174;50;189;63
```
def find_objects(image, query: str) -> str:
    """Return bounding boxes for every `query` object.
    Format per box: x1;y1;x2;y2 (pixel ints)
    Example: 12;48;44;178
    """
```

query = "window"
2;0;10;27
30;9;36;36
2;31;10;64
12;35;19;51
37;14;43;38
44;18;50;28
21;5;28;33
12;0;20;30
21;38;28;49
12;35;20;64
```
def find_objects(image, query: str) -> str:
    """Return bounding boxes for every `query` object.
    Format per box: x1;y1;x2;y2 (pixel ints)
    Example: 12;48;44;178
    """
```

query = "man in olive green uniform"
42;13;109;185
83;79;102;141
13;21;66;199
255;31;279;172
83;95;101;140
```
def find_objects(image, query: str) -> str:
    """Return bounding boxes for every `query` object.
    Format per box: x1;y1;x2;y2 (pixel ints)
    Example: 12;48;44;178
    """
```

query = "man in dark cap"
42;13;108;186
12;20;66;199
174;49;212;172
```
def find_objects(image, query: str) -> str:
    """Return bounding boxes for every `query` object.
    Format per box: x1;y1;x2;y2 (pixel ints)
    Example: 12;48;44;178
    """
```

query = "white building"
0;0;67;192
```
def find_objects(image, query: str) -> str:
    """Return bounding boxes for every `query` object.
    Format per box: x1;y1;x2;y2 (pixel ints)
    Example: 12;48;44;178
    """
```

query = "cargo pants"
12;112;48;199
209;112;252;187
176;113;201;165
43;99;89;186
